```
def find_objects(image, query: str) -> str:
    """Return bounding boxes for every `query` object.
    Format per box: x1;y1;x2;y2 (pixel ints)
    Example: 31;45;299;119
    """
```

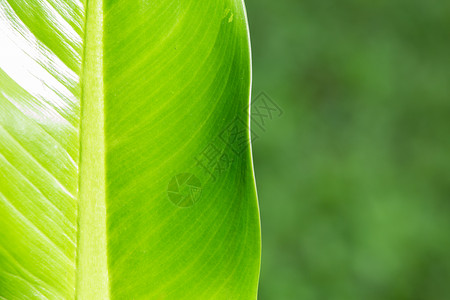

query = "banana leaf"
0;0;260;298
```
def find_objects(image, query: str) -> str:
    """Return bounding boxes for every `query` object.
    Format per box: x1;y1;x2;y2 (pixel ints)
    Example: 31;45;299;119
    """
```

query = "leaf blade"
104;1;260;298
0;0;83;298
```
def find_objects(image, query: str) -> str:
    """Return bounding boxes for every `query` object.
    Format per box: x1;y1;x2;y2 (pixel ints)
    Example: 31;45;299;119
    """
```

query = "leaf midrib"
75;0;109;298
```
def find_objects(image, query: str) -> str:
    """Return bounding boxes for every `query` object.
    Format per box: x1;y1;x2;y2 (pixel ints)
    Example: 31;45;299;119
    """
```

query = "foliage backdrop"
246;0;450;299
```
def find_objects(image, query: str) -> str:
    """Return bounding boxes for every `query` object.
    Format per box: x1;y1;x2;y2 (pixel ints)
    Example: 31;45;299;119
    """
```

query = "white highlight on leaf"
0;0;79;126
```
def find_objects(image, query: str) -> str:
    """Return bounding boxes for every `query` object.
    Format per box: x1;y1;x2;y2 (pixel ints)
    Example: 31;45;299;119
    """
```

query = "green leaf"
0;0;260;298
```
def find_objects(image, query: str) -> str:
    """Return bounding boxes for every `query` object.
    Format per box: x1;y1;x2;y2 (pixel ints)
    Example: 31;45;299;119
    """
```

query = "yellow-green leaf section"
0;0;260;299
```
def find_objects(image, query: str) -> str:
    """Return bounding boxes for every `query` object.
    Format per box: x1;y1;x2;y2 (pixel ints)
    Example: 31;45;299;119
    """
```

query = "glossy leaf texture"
0;0;260;299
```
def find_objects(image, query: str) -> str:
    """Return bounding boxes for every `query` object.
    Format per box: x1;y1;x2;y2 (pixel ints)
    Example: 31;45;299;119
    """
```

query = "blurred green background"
245;0;450;299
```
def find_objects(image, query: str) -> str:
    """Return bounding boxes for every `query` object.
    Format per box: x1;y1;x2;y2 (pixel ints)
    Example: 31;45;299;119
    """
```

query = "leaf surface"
0;0;260;299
